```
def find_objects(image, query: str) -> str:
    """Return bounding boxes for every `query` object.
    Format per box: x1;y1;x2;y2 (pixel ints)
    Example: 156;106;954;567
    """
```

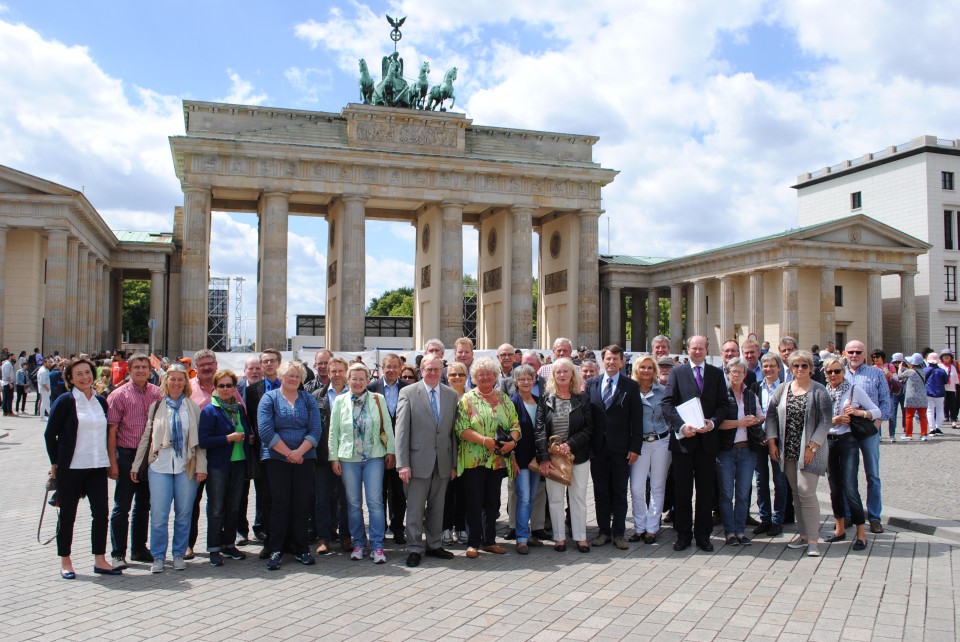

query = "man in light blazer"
395;353;458;567
661;335;731;552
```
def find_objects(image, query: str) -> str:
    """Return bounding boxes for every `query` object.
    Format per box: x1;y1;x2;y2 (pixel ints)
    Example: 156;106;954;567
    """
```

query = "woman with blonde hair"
628;354;671;544
131;364;206;573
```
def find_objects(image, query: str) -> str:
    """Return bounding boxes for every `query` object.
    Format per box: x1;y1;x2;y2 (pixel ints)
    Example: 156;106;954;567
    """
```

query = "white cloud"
219;68;267;105
284;66;333;105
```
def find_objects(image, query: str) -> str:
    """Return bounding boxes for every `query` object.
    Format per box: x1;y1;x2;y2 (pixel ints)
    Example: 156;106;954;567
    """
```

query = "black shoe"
628;532;644;542
93;565;123;575
531;529;551;540
425;547;455;560
753;522;771;535
296;553;315;566
697;541;715;552
852;539;867;551
209;552;224;567
258;547;271;560
737;536;752;546
824;532;847;543
673;539;691;551
504;529;517;540
236;534;249;547
768;524;783;537
253;529;267;542
870;520;884;534
745;515;761;526
183;547;195;561
131;550;154;563
222;547;247;560
725;535;739;546
393;532;406;545
267;552;282;570
406;552;421;567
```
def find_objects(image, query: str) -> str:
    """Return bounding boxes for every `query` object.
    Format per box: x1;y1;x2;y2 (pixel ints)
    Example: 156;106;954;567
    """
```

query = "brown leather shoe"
481;544;506;554
465;547;479;558
340;537;353;552
315;540;330;555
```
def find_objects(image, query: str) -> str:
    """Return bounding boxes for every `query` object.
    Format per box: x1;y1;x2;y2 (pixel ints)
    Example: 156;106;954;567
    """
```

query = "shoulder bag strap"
373;394;387;446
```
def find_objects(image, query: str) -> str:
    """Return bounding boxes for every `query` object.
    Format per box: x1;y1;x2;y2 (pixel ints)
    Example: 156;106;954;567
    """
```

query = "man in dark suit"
395;353;458;567
661;335;731;552
587;345;643;549
367;353;410;544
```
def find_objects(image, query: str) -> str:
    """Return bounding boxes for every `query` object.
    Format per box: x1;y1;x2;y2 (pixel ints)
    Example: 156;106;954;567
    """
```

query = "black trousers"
443;475;466;531
672;448;716;543
266;459;313;555
188;480;206;549
590;450;631;538
383;466;407;536
57;467;109;558
2;383;13;414
461;467;506;547
15;384;27;412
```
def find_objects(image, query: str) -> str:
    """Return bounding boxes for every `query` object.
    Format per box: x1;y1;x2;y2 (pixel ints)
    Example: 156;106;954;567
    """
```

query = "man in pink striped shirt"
107;354;162;568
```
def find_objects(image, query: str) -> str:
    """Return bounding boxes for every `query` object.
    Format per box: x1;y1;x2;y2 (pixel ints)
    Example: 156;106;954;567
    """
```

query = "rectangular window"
834;285;843;307
948;327;958;354
946;211;955;250
851;191;862;210
944;171;955;190
705;295;709;315
947;266;957;302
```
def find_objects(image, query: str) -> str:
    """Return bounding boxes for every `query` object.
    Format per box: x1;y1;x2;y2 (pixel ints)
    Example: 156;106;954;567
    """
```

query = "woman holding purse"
537;358;593;553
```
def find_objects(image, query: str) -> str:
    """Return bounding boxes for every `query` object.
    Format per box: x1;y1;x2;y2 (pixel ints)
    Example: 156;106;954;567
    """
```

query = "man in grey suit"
395;353;458;567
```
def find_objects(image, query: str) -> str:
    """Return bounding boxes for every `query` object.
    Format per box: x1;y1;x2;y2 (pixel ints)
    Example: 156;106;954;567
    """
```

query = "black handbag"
848;385;878;439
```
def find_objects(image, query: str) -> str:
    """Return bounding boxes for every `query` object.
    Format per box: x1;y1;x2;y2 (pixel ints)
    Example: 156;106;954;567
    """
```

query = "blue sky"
2;0;958;344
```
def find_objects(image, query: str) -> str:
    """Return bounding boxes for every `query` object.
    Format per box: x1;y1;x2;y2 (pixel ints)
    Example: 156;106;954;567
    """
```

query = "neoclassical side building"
599;215;930;355
0;164;174;355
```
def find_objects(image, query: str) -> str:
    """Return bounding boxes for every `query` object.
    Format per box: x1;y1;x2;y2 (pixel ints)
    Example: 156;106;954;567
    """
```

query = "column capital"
900;270;918;278
46;227;69;238
149;266;166;275
509;204;535;214
440;199;467;209
578;209;603;220
262;190;292;200
340;194;367;205
182;185;211;195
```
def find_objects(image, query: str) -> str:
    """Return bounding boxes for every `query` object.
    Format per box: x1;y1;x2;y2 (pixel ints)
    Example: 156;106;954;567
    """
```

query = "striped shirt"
107;380;163;448
845;364;892;421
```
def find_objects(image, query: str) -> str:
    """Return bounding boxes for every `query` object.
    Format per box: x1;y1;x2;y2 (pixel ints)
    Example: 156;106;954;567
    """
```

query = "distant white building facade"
794;135;960;353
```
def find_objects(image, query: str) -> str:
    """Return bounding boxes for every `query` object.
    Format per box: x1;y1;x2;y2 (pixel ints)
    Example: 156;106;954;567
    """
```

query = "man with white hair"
537;337;573;380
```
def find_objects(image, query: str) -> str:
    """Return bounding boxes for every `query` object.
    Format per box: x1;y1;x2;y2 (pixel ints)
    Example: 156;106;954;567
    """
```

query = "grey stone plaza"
3;403;958;641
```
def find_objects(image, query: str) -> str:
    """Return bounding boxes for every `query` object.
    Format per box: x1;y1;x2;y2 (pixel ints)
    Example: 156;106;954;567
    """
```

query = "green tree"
122;280;151;343
367;287;414;316
463;273;478;287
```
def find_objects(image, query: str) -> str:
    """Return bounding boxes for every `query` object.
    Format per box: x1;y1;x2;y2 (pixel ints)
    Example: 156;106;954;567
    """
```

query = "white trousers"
927;396;945;431
545;462;590;542
39;390;51;417
629;437;672;534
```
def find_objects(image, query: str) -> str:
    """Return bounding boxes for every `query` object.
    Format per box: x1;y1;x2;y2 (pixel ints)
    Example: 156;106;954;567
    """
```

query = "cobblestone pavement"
877;421;960;521
1;406;958;641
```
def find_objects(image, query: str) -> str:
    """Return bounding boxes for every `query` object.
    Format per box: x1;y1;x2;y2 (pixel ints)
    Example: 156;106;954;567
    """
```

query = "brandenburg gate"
169;100;618;352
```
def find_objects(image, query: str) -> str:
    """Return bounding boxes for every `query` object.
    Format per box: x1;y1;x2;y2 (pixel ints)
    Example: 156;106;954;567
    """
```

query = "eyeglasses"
216;382;235;389
447;372;466;378
846;350;863;355
792;363;811;370
825;369;843;375
400;375;416;381
497;353;513;359
260;358;278;364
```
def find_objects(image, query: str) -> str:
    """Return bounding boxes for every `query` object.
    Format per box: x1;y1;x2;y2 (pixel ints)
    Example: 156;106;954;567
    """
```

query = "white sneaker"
372;549;386;564
920;436;928;441
350;546;363;561
457;530;467;543
173;556;186;570
899;435;911;441
441;529;454;546
150;559;165;573
806;544;820;557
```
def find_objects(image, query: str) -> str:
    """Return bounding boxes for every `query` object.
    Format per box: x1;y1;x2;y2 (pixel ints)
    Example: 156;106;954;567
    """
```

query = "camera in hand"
494;426;514;455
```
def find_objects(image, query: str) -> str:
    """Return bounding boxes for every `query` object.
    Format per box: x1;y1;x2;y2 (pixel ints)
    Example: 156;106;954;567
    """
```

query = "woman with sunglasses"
764;350;832;557
199;369;254;566
400;365;418;383
822;356;879;551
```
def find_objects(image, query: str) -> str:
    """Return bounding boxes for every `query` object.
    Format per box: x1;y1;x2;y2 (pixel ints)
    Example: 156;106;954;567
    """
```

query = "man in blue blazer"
587;345;643;549
367;353;410;544
661;335;731;552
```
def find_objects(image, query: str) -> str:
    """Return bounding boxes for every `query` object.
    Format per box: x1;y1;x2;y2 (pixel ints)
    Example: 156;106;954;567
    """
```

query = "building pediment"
0;164;78;197
790;214;930;251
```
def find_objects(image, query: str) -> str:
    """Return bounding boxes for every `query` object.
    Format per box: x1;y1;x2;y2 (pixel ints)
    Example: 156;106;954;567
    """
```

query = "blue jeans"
715;447;755;536
855;432;881;522
341;458;386;550
827;434;864;526
889;391;905;435
148;468;198;559
111;447;151;557
205;461;245;552
755;450;787;525
514;469;540;543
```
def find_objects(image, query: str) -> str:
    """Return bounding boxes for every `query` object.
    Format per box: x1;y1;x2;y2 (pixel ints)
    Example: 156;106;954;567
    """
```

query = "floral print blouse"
455;388;521;478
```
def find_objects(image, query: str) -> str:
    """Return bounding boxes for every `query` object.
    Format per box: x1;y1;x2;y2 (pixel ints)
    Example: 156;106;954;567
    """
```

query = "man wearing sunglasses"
844;340;890;534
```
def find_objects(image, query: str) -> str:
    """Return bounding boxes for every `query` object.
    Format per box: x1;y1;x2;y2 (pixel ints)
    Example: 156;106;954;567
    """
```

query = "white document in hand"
675;398;705;439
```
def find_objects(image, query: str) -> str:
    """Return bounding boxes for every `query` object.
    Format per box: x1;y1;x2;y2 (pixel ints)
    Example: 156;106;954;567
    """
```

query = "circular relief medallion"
550;231;562;259
329;221;336;248
487;228;497;255
848;226;862;243
421;223;431;253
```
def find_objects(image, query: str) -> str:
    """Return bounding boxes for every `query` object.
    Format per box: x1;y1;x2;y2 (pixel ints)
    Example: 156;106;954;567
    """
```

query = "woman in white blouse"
132;364;206;573
44;358;121;579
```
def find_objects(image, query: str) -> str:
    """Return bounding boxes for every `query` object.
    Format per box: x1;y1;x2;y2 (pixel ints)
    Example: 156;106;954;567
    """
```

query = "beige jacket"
132;398;207;479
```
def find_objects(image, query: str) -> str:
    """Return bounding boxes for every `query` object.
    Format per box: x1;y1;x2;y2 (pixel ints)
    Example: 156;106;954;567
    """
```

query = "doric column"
819;268;835;349
76;246;90;351
44;229;69;353
86;254;98;350
607;287;622;347
901;271;917;353
647;289;660;343
510;206;533;348
439;201;464;346
180;187;211;351
719;276;734;343
691;280;707;338
94;261;105;351
867;271;883;351
577;210;601;349
0;225;7;348
65;239;79;354
669;284;683;353
102;267;113;350
150;267;166;355
257;191;290;350
782;267;799;340
631;291;645;351
748;272;764;342
340;195;368;350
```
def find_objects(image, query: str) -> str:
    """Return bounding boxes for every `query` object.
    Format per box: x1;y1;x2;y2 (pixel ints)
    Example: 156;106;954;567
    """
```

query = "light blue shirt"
845;364;892;420
327;384;347;410
601;373;619;396
383;380;399;417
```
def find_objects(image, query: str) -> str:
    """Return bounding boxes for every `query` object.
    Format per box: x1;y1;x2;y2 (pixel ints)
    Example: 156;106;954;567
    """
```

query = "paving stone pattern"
1;406;958;641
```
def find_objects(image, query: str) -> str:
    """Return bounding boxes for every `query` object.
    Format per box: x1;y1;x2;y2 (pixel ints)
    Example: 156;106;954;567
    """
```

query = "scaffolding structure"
233;276;245;350
463;282;477;342
208;277;230;351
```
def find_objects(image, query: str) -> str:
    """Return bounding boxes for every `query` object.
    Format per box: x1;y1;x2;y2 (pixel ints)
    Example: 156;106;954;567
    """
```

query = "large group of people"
33;331;955;579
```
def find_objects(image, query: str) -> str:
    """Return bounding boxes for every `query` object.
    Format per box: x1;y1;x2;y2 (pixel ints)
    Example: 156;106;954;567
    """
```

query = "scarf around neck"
165;394;186;456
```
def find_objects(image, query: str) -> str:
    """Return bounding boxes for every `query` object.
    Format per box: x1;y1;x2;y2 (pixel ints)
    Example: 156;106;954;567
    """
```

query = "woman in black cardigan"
44;357;122;578
509;364;545;555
